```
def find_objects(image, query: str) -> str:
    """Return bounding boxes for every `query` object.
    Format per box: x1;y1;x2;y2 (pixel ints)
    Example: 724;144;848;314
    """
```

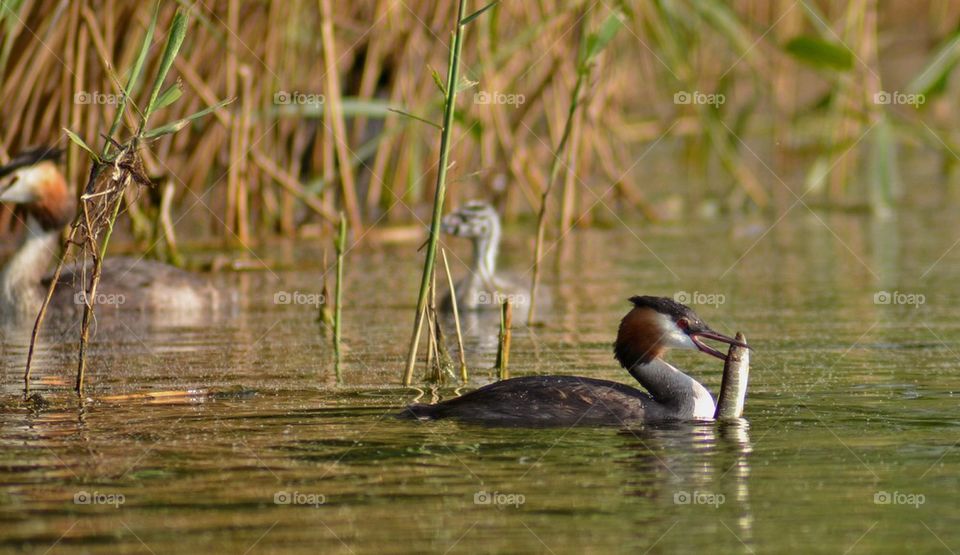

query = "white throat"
627;357;716;420
0;217;60;323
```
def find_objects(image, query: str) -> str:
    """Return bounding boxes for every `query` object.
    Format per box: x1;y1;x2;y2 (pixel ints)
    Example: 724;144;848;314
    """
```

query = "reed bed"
2;0;957;248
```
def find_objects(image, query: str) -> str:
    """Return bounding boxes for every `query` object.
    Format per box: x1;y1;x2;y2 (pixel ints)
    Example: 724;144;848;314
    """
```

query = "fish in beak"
689;328;751;361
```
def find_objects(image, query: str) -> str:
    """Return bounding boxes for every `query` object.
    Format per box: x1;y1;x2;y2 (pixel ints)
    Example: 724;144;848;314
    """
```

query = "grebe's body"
0;148;224;328
403;296;749;425
440;201;529;311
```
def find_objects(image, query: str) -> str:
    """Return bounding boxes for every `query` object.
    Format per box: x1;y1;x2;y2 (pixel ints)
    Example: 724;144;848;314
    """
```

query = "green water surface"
2;206;959;554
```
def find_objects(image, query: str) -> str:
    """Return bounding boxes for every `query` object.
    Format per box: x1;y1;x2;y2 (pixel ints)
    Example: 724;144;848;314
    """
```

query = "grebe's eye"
677;318;690;330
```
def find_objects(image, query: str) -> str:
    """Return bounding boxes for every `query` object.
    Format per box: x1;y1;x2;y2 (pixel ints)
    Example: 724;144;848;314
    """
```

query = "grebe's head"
0;147;72;230
441;201;500;240
614;295;748;368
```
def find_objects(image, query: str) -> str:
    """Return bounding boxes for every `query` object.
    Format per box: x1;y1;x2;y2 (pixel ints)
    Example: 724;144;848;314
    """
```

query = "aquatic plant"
23;4;230;394
333;211;347;367
402;0;496;386
441;248;468;382
495;298;512;379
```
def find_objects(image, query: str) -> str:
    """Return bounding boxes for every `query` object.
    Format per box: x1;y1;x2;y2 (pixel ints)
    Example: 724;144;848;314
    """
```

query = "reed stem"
158;180;183;267
441;249;468;382
76;187;126;394
320;0;363;232
496;299;512;379
402;0;468;386
333;211;347;362
527;11;624;324
528;72;585;326
425;270;438;381
318;248;334;328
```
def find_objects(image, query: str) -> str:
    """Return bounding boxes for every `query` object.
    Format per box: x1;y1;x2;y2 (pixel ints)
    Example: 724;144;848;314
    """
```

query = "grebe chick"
402;296;750;425
439;201;528;311
0;147;225;328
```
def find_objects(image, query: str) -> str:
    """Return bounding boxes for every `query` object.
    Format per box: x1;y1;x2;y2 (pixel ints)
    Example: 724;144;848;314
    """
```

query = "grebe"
402;296;750;425
440;201;528;311
0;147;224;328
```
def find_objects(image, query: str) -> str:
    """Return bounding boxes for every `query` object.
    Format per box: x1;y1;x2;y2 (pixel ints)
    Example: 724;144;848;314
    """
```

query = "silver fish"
714;332;749;420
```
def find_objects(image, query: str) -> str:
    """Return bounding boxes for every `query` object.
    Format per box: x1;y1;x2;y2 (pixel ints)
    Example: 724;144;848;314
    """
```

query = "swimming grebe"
402;296;750;425
0;147;224;327
440;201;528;311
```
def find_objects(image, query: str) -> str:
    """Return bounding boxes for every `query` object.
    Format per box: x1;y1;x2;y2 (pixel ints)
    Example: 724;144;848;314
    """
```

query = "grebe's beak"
689;328;751;361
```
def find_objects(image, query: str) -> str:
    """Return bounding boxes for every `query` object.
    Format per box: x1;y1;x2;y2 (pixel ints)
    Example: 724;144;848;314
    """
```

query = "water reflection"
619;419;753;548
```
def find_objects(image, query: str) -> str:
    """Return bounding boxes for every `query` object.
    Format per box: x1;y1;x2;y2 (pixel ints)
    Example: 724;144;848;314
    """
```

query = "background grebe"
439;201;529;311
402;296;749;425
0;147;225;327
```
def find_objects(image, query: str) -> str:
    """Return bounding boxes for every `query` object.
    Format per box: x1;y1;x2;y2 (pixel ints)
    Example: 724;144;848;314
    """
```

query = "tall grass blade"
145;7;189;119
106;1;160;151
388;107;442;129
143;97;234;139
462;1;498;26
907;32;960;97
154;79;184;111
63;128;101;163
784;36;853;71
581;11;623;67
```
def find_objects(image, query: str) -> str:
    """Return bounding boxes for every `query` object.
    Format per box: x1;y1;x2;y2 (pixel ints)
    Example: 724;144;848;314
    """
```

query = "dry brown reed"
3;0;948;250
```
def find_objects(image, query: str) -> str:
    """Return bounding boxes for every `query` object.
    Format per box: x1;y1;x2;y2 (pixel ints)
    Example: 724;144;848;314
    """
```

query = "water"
2;206;960;554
